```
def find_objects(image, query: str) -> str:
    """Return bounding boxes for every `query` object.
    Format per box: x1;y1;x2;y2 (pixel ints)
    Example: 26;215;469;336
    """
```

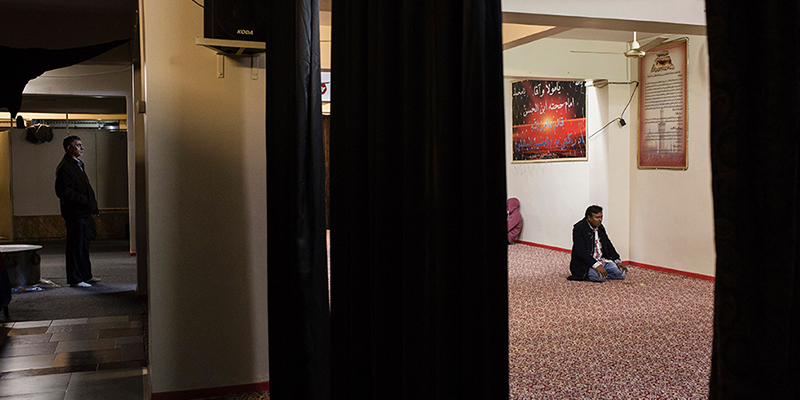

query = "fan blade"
570;50;619;55
640;37;668;52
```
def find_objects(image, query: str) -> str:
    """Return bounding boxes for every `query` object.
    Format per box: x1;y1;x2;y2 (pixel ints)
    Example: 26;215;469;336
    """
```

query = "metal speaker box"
204;0;266;42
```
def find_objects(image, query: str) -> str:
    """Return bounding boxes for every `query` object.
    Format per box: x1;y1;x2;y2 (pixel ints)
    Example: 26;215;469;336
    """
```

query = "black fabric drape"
265;0;330;399
330;1;508;399
0;39;130;119
707;1;800;398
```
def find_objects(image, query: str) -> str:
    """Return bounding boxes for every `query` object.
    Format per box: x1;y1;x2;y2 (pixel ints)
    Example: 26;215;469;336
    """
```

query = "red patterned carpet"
508;243;714;399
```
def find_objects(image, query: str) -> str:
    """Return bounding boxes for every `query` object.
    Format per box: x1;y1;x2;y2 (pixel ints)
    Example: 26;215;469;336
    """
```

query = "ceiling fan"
624;32;667;58
569;32;668;56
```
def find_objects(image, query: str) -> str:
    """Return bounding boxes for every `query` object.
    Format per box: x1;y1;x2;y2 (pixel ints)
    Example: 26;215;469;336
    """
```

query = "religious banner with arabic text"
511;79;587;162
638;38;688;169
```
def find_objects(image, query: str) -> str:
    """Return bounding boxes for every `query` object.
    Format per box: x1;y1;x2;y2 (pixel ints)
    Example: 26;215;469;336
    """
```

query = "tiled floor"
0;315;147;400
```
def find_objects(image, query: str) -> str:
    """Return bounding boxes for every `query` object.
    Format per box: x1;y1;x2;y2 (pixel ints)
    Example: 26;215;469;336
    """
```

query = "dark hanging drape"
330;1;508;399
265;0;330;399
0;39;130;119
707;1;800;398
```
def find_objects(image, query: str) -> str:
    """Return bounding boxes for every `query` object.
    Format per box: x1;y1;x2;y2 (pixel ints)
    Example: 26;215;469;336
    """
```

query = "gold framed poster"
638;38;689;169
511;79;587;163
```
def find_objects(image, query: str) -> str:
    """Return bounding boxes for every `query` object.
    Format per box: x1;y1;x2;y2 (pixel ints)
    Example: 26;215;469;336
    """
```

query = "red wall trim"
515;240;570;253
151;381;269;400
625;261;715;281
514;240;715;282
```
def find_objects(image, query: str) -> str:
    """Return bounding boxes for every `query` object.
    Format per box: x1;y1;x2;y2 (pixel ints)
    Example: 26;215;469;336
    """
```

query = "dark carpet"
2;240;146;322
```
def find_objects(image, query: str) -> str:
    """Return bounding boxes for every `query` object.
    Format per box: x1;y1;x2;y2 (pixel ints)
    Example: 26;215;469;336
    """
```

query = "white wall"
140;0;269;394
504;38;634;258
628;36;715;276
504;35;715;277
23;65;137;247
95;131;129;208
8;128;75;216
7;129;127;216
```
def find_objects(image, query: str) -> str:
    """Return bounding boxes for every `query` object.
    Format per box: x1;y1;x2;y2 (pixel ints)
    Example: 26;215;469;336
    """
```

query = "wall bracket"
196;37;266;56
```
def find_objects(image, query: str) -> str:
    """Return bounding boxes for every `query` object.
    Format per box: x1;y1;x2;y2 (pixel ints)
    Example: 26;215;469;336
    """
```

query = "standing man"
568;205;627;282
55;135;99;288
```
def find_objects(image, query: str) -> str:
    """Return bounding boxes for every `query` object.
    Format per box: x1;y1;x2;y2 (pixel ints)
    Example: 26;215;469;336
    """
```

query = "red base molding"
130;251;136;256
625;261;714;281
514;240;715;281
152;381;269;400
515;240;570;253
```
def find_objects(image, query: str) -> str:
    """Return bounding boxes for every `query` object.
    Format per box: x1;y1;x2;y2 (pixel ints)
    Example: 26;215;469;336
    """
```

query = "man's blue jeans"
587;261;626;282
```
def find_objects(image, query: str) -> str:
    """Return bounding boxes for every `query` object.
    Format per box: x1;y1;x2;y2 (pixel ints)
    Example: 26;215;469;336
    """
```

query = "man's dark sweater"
55;154;98;219
568;217;620;280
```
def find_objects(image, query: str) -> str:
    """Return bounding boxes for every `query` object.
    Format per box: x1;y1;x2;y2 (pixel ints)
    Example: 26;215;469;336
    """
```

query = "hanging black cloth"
707;1;800;398
330;1;508;399
265;0;330;399
0;39;130;119
25;123;53;144
0;253;9;319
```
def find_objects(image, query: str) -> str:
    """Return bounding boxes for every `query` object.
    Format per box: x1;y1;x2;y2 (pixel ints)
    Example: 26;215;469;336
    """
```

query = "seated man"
568;205;627;282
507;198;523;244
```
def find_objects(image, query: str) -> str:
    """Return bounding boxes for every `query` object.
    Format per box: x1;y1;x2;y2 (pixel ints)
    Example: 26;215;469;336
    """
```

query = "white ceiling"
0;1;705;63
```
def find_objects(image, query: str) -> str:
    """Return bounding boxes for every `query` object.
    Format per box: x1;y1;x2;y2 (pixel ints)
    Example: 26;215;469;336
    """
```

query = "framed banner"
638;38;689;169
511;79;587;162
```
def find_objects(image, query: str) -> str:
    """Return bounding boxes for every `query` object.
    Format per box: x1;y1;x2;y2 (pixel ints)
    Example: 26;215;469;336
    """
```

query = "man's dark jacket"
55;155;98;219
568;218;620;280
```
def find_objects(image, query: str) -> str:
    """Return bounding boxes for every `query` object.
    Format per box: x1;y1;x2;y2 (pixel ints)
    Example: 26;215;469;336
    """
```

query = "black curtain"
0;39;130;119
707;1;800;398
330;1;508;399
265;0;330;399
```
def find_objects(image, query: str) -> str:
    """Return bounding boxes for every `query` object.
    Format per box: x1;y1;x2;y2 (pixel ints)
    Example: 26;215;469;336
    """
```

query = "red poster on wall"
511;79;587;162
638;39;689;169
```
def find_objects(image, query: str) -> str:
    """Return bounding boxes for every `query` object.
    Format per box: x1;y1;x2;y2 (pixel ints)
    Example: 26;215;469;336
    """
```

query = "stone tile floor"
0;315;146;400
